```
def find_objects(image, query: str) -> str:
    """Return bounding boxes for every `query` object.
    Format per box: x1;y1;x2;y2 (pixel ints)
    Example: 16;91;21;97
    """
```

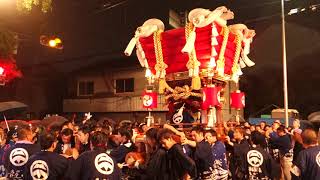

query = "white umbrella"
308;111;320;123
0;101;27;112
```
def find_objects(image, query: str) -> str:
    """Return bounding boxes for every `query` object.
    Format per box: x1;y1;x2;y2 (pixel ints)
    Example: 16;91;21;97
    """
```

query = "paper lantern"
142;91;157;109
202;86;221;109
230;91;245;109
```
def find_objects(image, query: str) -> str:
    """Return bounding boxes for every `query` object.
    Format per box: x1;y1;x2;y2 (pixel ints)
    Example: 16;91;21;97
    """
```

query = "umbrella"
41;115;68;127
0;101;28;120
308;111;320;122
299;120;314;130
0;101;27;112
28;120;42;127
119;120;132;127
97;117;116;126
0;120;29;129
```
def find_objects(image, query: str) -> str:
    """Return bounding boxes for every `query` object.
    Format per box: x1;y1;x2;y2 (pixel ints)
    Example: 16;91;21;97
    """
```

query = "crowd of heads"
0;116;318;179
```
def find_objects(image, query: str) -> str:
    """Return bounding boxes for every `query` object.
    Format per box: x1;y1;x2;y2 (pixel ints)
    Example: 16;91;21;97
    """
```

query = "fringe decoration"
182;30;196;54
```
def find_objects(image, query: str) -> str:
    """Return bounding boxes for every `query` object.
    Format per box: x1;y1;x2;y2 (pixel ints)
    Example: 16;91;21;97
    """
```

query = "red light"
0;67;4;75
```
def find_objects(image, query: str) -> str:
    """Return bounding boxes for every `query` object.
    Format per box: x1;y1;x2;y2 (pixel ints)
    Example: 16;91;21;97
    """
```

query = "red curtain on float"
139;22;240;75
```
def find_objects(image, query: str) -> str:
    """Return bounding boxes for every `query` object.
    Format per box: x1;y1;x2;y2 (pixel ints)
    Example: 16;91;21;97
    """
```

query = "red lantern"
142;91;157;109
230;91;245;109
202;85;221;110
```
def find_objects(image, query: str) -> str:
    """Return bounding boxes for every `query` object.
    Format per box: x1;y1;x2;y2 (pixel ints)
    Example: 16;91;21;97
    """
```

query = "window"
78;81;94;96
115;78;134;93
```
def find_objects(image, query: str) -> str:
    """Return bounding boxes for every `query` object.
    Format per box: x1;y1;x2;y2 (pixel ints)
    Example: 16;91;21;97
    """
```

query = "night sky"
0;0;319;119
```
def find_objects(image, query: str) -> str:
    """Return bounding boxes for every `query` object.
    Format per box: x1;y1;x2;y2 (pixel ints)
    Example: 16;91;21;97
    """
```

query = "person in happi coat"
270;125;293;180
226;125;250;180
182;126;214;179
291;129;320;180
24;132;69;180
158;128;197;180
247;131;281;180
110;128;134;164
0;128;8;177
68;131;121;180
75;125;91;154
134;128;169;180
54;128;76;156
204;129;228;180
4;126;40;180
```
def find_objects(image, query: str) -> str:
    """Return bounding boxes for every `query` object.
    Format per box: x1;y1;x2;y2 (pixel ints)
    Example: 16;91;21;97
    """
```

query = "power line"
92;0;129;15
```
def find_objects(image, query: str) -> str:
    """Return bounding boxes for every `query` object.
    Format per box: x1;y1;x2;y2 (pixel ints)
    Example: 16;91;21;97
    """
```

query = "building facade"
63;65;243;124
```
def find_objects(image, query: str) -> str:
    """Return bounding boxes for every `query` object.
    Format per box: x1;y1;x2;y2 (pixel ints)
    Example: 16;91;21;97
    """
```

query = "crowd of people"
0;117;319;180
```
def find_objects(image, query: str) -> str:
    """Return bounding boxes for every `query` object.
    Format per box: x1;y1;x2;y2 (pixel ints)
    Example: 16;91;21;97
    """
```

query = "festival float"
124;6;255;132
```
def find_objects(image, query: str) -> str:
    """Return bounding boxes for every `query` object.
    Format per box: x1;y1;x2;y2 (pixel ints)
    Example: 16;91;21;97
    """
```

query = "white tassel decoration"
231;74;239;83
209;57;216;68
145;68;152;78
243;38;251;55
237;64;243;76
124;37;137;56
182;30;196;54
212;25;219;37
239;59;246;68
211;47;218;56
242;53;255;67
211;37;218;46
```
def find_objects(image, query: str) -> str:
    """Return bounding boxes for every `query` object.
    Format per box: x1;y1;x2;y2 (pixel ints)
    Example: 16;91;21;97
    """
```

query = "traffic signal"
40;35;63;49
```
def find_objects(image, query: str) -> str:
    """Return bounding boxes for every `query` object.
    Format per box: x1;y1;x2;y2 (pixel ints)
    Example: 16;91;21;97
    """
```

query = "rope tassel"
191;76;201;90
159;78;167;94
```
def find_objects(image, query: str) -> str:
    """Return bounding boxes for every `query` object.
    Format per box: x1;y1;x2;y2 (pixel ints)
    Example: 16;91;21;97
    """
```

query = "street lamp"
281;0;289;127
40;36;63;49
